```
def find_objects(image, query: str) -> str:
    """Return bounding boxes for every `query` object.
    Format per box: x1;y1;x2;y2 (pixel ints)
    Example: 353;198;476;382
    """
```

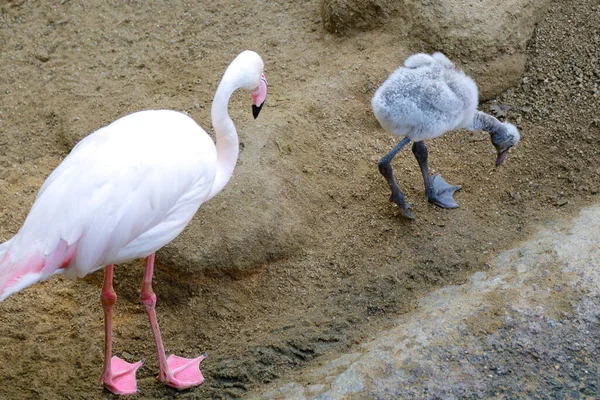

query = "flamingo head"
223;50;268;119
493;122;521;166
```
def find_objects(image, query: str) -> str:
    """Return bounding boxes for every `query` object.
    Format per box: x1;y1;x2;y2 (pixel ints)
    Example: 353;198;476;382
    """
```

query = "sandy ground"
0;0;598;399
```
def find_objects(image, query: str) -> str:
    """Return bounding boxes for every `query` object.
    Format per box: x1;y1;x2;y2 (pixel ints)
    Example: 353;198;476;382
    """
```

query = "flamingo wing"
0;110;217;298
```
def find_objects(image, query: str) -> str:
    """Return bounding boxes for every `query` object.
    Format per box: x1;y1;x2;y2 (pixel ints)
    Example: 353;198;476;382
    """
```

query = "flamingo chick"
0;50;268;395
372;52;520;219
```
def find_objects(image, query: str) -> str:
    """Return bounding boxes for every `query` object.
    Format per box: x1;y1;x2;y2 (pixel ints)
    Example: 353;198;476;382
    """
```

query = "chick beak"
496;150;509;167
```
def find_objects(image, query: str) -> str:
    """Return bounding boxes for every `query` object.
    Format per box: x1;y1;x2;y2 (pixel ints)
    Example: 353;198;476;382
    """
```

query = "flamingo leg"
141;253;206;390
100;264;143;395
378;137;414;219
412;141;461;208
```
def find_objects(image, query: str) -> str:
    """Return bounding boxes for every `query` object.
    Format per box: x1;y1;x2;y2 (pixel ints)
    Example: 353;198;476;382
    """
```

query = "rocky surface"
321;0;550;99
252;203;600;399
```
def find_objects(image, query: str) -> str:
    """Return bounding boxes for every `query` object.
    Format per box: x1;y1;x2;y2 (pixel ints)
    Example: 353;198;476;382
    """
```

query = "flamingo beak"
495;149;509;166
252;104;263;119
251;74;268;119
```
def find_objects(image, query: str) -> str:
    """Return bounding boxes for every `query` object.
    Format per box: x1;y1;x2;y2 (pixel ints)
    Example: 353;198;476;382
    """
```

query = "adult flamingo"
0;50;268;395
372;52;520;219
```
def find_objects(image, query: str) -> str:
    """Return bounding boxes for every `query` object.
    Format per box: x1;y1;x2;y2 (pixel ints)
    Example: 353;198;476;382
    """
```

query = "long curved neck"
468;111;503;133
207;76;240;200
468;111;509;147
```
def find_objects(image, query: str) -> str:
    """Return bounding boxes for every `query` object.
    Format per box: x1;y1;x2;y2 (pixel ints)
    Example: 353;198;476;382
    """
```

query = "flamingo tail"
0;238;77;302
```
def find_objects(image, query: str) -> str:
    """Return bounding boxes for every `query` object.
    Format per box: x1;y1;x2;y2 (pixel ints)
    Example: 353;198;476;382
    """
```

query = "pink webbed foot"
160;354;206;390
101;356;144;395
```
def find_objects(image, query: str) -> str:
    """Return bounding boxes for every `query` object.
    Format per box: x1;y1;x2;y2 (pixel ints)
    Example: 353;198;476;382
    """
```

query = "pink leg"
100;264;143;395
141;253;206;390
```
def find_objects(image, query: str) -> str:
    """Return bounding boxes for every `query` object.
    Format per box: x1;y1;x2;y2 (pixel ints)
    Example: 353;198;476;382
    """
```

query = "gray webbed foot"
426;173;461;208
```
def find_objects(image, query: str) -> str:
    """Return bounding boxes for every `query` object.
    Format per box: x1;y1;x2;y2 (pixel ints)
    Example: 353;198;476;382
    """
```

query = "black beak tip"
252;103;264;119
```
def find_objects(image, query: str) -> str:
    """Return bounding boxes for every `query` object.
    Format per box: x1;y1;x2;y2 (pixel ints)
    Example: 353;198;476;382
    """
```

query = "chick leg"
378;137;414;219
412;141;461;208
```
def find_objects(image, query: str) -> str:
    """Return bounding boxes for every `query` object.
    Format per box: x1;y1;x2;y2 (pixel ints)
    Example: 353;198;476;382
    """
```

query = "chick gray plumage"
372;52;520;219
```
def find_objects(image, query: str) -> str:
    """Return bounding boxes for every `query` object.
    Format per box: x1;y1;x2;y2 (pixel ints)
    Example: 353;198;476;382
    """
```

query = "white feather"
10;110;215;279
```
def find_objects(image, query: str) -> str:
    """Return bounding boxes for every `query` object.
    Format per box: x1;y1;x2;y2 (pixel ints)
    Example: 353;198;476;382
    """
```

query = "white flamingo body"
0;111;218;299
0;50;268;394
1;111;215;291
